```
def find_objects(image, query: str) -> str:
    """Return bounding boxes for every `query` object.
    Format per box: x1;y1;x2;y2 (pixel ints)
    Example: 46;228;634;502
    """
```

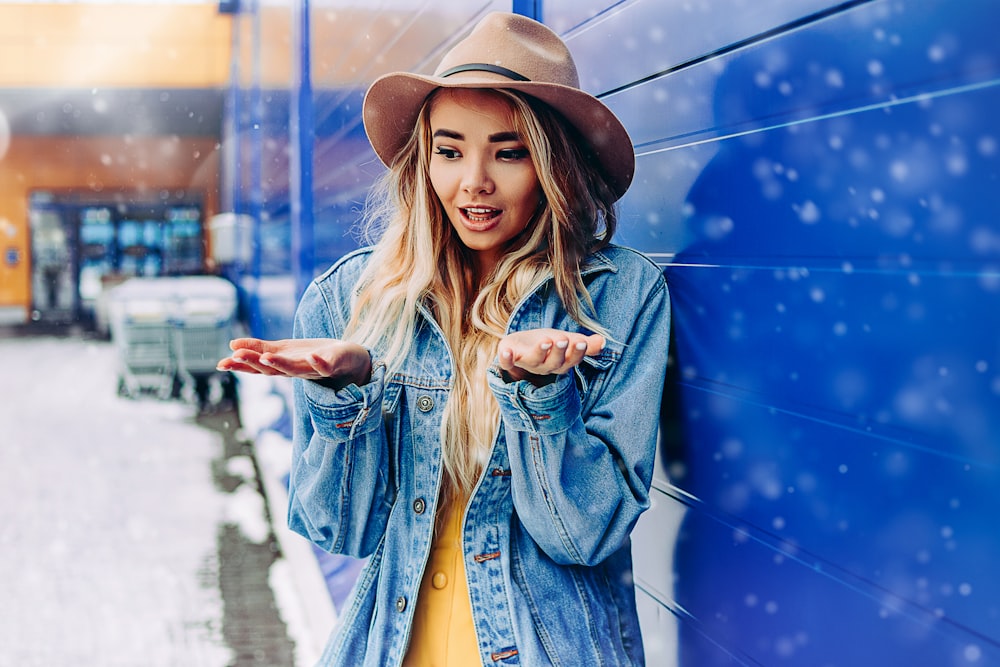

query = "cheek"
428;177;442;203
428;165;450;201
517;176;543;212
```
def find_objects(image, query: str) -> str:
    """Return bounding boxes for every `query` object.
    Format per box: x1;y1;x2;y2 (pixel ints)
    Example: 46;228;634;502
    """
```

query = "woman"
218;12;671;667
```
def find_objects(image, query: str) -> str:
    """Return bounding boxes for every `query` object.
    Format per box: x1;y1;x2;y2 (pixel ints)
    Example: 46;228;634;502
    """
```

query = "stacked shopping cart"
170;277;238;407
107;276;238;408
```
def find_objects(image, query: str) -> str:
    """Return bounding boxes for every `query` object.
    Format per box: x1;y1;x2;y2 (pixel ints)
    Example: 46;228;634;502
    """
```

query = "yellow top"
402;496;481;666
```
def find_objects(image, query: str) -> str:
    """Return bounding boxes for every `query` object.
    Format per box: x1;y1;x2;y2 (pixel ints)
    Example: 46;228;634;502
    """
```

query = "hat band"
438;63;530;82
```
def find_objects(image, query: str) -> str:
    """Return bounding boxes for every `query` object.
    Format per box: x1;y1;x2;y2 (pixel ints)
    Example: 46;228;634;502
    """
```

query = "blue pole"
248;0;264;335
512;0;541;21
225;41;238;217
290;0;315;302
226;6;244;280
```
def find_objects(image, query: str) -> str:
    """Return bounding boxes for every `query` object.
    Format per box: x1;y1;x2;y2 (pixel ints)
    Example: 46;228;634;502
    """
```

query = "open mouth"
462;206;502;223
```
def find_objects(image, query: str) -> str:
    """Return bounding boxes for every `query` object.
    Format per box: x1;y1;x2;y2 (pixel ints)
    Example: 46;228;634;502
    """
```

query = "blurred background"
1;1;998;666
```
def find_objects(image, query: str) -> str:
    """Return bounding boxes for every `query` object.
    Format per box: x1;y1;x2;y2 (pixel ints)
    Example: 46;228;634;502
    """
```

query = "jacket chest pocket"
392;381;449;491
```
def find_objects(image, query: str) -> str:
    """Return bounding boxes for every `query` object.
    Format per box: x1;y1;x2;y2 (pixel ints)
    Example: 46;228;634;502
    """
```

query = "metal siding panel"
608;0;1000;664
547;0;857;93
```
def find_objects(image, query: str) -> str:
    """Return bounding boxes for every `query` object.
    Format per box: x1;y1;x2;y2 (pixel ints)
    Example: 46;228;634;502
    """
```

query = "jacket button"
416;395;434;412
395;595;407;612
413;497;426;514
431;572;447;589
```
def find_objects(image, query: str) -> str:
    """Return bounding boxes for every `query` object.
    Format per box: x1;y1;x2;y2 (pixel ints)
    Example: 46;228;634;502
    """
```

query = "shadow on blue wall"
666;10;1000;665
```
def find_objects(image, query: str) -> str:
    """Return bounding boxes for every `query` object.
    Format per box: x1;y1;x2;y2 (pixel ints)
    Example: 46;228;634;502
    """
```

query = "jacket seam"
570;567;606;667
510;535;563;667
528;434;583;563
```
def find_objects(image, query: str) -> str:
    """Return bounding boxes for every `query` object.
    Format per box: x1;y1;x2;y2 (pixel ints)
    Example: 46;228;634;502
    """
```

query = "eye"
497;147;530;161
433;146;460;159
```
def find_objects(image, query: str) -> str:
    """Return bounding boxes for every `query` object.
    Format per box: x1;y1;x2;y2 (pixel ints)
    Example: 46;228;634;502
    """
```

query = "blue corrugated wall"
223;1;1000;664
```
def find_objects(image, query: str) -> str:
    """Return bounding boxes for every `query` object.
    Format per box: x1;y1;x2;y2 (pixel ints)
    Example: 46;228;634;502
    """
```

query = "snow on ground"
0;335;233;666
225;478;271;545
246;399;337;666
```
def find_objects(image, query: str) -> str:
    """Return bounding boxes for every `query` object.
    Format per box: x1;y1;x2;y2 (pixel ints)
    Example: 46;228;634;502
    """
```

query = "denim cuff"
301;362;386;441
487;365;581;434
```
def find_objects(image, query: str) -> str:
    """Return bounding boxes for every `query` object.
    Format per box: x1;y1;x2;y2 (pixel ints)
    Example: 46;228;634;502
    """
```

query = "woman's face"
427;88;543;275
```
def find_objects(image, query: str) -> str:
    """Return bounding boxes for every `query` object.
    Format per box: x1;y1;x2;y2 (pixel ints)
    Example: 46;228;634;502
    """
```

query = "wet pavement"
0;327;298;666
202;410;297;667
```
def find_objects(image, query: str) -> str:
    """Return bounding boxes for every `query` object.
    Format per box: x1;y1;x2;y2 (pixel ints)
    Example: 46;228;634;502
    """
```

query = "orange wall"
0;136;221;315
0;3;231;87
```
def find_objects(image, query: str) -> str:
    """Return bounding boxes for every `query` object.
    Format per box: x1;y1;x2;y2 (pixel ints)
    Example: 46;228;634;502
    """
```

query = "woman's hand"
497;328;605;384
217;337;372;388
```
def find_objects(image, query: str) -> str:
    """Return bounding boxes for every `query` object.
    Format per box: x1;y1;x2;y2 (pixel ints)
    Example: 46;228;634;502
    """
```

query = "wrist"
314;345;372;390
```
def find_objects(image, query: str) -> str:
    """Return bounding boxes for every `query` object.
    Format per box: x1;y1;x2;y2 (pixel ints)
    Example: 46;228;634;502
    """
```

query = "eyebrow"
432;129;522;143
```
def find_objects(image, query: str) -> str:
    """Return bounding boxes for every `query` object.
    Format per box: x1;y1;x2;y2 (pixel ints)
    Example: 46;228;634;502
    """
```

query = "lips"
459;206;503;231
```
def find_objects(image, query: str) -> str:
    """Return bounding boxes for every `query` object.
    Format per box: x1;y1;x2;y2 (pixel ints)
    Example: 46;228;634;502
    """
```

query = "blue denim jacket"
287;244;671;666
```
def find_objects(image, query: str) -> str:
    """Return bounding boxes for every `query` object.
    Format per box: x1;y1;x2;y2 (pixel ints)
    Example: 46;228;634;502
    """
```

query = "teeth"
464;207;499;222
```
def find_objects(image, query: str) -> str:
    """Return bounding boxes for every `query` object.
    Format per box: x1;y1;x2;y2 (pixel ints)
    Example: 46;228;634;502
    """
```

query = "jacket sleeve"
487;273;670;566
285;279;393;559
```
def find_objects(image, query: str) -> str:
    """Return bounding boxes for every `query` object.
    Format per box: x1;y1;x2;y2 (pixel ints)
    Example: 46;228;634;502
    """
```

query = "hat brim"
362;71;635;201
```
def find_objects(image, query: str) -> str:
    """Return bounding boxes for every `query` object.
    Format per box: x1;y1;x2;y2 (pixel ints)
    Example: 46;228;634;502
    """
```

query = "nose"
461;155;494;194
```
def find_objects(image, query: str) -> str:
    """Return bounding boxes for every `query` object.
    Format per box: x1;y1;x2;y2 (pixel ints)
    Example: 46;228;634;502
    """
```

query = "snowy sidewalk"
0;334;293;665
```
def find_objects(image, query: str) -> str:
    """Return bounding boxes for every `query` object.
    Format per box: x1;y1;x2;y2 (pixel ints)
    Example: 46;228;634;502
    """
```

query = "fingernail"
555;340;569;349
540;342;553;350
259;357;272;366
575;342;587;351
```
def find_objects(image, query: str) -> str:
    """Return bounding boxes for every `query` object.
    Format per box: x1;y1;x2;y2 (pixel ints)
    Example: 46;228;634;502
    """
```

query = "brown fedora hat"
362;12;635;201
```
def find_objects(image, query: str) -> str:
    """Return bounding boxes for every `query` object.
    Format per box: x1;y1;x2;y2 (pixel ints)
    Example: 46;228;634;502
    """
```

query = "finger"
307;352;335;377
542;338;570;370
549;333;606;374
516;336;553;364
498;338;541;375
583;334;606;356
229;337;269;353
217;358;265;375
522;338;557;371
231;348;263;364
257;352;287;372
257;352;317;379
509;343;562;376
547;340;586;375
231;349;285;376
498;342;534;371
216;356;238;371
498;346;516;371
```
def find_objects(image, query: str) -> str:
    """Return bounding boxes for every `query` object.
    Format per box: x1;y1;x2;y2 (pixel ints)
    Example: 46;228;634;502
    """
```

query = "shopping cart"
169;276;238;409
107;279;176;399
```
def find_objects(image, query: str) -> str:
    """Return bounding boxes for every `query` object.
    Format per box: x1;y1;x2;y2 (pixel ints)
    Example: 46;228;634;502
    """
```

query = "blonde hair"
345;88;618;495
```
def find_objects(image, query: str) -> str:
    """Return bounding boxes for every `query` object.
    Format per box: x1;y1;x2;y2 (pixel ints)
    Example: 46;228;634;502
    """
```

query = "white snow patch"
225;483;271;545
226;454;257;483
270;557;323;667
235;374;289;437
